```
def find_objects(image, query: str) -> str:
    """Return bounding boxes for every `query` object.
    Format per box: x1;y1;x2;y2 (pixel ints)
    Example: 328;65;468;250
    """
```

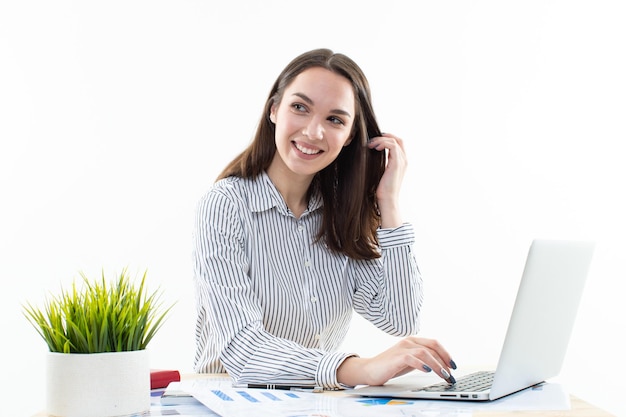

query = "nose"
302;117;324;140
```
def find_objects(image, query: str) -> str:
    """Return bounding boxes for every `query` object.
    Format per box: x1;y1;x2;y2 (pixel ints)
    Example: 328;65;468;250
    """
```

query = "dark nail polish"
450;360;457;370
422;364;432;372
448;374;457;384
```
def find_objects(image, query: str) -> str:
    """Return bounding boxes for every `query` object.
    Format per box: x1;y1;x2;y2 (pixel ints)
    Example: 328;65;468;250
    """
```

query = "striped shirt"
192;171;423;388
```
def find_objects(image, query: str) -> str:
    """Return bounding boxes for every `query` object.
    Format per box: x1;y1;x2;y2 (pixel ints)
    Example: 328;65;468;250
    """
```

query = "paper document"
149;386;220;416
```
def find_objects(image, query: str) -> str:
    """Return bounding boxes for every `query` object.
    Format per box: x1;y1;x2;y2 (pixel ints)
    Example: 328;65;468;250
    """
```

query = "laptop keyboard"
415;371;494;392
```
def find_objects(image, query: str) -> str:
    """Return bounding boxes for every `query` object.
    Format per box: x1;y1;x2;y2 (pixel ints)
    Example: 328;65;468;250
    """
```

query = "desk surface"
475;396;613;416
33;373;615;417
31;395;614;417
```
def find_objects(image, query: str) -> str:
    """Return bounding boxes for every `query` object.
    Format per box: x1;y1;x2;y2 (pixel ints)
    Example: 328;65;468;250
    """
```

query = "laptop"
355;239;595;401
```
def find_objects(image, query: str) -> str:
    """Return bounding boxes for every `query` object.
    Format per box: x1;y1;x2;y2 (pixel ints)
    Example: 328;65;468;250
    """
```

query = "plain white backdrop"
1;1;624;416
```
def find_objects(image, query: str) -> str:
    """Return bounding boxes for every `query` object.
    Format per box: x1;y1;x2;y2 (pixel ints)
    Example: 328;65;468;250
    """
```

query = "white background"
1;1;624;416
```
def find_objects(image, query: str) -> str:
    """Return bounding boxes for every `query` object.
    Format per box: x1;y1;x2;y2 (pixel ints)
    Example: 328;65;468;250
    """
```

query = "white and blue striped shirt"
192;171;422;388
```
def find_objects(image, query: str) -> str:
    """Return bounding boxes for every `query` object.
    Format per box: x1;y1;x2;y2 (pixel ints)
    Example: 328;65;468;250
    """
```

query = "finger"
368;139;407;168
400;356;434;375
382;133;405;151
367;138;392;151
367;134;404;151
391;338;455;383
406;338;457;383
401;345;448;382
422;356;455;383
413;337;456;371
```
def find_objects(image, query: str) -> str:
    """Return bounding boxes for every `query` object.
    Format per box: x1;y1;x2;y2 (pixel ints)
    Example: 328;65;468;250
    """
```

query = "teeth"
295;143;321;155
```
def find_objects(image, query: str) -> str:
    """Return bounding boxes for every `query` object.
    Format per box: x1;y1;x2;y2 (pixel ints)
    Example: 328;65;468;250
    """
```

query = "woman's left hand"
368;133;407;228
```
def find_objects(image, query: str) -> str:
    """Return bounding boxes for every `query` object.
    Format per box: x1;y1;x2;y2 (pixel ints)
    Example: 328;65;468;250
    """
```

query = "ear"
269;105;277;124
343;124;357;147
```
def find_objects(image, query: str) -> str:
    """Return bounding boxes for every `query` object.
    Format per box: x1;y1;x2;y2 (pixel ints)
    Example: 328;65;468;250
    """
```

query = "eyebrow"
292;92;353;118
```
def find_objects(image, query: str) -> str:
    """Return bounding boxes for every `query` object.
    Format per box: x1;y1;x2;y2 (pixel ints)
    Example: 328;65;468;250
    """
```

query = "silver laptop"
355;239;595;401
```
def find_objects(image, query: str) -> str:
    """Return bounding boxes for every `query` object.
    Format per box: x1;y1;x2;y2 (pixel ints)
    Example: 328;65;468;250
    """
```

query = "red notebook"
150;369;181;389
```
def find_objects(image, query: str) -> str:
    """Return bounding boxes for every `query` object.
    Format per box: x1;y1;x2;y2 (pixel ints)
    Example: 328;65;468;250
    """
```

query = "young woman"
192;48;456;389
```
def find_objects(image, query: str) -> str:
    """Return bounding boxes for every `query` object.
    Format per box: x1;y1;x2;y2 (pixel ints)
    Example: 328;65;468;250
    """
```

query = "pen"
233;383;324;393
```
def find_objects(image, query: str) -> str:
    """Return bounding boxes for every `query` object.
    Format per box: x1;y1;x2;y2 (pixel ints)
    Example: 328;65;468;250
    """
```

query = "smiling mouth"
293;142;322;155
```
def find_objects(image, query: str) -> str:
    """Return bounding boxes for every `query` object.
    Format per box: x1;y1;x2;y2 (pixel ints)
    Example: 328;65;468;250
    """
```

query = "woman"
192;48;456;389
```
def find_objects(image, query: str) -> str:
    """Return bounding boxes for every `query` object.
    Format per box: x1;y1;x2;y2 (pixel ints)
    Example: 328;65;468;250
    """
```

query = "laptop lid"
354;239;595;401
489;239;594;400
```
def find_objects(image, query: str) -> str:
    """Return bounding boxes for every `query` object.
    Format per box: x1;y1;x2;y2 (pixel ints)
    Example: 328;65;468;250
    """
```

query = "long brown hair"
217;48;386;260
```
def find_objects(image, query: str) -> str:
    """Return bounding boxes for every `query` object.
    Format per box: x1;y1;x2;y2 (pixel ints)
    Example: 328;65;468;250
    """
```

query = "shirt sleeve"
192;187;355;389
350;223;423;336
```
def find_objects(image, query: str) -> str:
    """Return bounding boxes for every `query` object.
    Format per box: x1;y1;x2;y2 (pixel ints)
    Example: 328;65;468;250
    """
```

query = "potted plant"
23;269;173;417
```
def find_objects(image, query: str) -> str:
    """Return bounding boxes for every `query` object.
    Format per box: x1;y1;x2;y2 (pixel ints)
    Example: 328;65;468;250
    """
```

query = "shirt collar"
248;171;323;216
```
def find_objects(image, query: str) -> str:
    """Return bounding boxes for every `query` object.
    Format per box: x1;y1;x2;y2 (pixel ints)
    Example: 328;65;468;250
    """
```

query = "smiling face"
268;67;356;182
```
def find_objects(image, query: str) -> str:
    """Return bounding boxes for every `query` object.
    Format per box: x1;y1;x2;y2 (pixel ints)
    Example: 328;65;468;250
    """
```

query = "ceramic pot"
46;350;150;417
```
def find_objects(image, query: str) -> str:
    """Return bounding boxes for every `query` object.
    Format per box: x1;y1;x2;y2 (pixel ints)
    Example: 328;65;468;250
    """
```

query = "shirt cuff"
316;352;359;389
377;222;415;248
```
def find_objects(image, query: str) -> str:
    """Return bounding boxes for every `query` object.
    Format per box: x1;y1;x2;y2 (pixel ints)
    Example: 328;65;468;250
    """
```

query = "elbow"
401;318;421;336
384;315;421;337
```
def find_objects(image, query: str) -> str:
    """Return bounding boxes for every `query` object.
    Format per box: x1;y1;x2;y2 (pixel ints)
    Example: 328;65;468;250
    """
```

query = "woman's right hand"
337;336;457;387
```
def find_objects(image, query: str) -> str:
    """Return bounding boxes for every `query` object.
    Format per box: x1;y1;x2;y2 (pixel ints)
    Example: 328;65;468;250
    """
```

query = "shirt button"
304;260;311;267
314;334;321;340
311;296;318;303
298;225;304;231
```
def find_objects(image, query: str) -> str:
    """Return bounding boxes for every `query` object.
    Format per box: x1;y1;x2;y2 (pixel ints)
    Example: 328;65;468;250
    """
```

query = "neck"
266;159;313;219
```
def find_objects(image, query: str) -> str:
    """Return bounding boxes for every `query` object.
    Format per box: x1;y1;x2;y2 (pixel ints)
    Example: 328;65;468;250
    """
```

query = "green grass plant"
23;269;173;353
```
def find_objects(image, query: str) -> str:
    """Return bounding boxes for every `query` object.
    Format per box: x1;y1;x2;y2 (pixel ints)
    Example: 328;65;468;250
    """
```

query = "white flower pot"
46;350;150;417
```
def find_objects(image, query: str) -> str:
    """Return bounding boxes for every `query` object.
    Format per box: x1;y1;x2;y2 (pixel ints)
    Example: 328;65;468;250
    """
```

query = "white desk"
32;373;616;416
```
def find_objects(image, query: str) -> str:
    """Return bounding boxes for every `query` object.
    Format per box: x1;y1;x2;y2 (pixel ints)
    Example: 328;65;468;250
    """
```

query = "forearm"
336;356;370;387
354;224;422;335
377;197;402;229
224;325;355;389
225;326;318;384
